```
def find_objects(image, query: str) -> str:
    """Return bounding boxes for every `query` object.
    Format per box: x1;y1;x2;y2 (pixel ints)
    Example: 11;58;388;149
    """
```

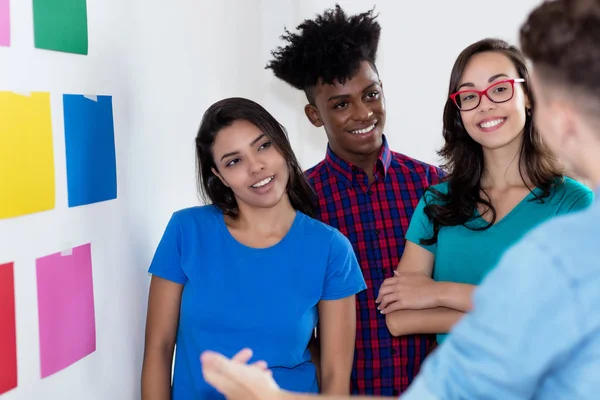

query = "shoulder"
169;205;222;234
304;159;328;183
547;176;594;211
420;181;450;204
389;151;446;183
556;176;593;198
172;204;221;221
296;212;351;247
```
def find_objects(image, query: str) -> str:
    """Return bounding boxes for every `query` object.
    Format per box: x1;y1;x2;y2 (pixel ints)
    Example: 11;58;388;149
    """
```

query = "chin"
252;193;287;209
475;133;523;152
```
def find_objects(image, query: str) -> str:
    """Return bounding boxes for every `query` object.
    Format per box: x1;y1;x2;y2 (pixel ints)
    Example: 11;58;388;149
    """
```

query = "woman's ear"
211;167;229;187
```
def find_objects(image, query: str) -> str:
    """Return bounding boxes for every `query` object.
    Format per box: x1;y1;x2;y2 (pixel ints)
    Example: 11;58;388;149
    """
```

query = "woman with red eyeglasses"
377;38;593;346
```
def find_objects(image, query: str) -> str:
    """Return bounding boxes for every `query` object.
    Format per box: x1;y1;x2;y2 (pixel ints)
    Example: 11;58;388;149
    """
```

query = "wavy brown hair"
421;38;562;246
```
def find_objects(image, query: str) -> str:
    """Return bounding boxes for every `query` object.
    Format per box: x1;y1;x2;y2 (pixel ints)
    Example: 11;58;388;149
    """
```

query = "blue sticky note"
63;95;117;207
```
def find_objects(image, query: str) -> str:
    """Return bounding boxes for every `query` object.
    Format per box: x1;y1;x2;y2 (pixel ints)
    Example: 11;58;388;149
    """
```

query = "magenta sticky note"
36;243;96;378
0;0;9;47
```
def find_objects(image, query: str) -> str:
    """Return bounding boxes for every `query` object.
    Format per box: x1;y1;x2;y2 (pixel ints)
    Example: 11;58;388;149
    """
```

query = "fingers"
201;351;235;394
379;300;405;314
251;360;272;374
232;348;253;364
377;293;398;311
376;282;398;303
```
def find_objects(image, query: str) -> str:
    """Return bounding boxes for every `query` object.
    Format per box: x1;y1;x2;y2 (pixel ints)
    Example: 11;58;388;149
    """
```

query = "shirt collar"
325;135;392;182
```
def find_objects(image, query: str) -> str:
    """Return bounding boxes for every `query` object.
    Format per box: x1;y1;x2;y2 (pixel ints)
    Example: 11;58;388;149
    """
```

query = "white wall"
0;1;540;399
261;0;540;169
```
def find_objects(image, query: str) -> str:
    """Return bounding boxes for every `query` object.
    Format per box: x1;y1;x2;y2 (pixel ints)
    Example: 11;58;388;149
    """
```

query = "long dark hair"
195;97;316;219
422;38;562;246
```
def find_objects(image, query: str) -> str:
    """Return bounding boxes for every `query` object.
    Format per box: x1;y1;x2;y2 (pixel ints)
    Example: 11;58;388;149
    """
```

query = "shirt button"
382;268;388;274
393;390;399;396
375;229;380;235
367;190;373;195
391;349;397;355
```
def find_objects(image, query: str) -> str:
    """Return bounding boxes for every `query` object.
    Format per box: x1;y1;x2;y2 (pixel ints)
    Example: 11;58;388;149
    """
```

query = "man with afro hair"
266;5;444;397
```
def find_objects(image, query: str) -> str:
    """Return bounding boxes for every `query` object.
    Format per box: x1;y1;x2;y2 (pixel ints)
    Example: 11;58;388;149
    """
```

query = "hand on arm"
378;242;473;336
141;276;184;400
317;296;356;394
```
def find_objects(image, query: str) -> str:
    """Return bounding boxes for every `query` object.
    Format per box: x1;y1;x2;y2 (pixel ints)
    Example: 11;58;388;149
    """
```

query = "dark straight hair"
195;97;316;219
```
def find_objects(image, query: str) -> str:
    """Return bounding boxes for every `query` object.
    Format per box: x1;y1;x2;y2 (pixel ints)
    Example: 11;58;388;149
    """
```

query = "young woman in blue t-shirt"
377;38;593;345
141;97;366;399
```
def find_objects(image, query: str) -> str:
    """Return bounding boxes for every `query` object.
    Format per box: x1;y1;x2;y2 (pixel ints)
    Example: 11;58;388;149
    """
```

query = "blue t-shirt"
148;205;367;399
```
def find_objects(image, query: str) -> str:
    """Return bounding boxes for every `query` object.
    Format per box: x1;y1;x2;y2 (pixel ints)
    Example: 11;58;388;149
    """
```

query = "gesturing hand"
201;348;281;400
376;271;440;314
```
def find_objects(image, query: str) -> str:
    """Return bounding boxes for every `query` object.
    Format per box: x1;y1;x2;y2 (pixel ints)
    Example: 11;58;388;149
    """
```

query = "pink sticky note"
36;243;96;378
0;0;9;47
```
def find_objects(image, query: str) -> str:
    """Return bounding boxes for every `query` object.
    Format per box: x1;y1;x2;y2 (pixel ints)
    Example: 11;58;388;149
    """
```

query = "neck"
331;144;380;183
233;194;296;234
480;137;527;189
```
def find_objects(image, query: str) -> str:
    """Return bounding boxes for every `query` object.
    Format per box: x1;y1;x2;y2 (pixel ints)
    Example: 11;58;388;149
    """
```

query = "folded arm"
386;307;464;337
378;242;474;336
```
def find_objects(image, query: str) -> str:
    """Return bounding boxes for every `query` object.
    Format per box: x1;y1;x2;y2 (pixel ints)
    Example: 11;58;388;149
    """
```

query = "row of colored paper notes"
0;92;117;220
1;0;89;54
0;244;96;395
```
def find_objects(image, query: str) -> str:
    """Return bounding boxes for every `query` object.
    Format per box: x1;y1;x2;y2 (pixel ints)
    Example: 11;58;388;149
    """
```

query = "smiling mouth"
251;176;274;188
349;122;377;135
478;118;506;129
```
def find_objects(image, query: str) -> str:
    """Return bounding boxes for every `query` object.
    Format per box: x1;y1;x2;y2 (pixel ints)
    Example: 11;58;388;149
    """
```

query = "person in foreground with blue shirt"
140;97;366;399
197;0;600;399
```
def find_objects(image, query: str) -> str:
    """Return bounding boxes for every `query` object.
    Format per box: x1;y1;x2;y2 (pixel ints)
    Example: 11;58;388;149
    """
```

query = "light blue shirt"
402;185;600;400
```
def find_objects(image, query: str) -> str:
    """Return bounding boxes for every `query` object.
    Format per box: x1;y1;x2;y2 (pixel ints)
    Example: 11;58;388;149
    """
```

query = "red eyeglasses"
449;78;525;111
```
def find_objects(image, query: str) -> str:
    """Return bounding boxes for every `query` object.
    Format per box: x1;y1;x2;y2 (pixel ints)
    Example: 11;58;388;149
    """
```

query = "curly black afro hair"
266;4;381;103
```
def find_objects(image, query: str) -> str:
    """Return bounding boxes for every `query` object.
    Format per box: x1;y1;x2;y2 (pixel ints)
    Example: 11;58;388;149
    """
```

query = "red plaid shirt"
306;136;444;396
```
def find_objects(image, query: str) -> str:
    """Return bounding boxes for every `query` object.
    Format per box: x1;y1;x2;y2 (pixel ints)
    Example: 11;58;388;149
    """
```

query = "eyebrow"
457;73;510;90
327;81;379;102
219;133;267;161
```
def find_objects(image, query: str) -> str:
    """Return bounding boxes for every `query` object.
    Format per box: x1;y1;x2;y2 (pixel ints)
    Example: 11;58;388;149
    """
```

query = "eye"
225;158;240;167
258;141;272;151
334;101;348;110
365;91;379;100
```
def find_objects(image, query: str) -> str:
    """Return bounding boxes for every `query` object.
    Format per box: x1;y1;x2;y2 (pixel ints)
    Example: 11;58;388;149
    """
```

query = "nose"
353;101;374;121
478;94;496;112
248;155;265;175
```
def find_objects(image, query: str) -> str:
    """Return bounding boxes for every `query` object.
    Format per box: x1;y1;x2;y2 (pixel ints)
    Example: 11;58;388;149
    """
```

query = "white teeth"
350;123;376;135
479;118;505;129
251;176;273;188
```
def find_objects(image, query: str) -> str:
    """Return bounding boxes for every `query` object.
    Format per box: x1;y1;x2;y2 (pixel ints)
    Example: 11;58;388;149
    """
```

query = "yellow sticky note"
0;92;55;219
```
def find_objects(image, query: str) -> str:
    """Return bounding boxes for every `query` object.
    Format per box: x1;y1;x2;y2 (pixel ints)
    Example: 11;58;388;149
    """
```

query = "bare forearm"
386;307;465;337
436;282;475;312
319;354;352;394
320;375;350;395
141;348;174;400
317;297;355;395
